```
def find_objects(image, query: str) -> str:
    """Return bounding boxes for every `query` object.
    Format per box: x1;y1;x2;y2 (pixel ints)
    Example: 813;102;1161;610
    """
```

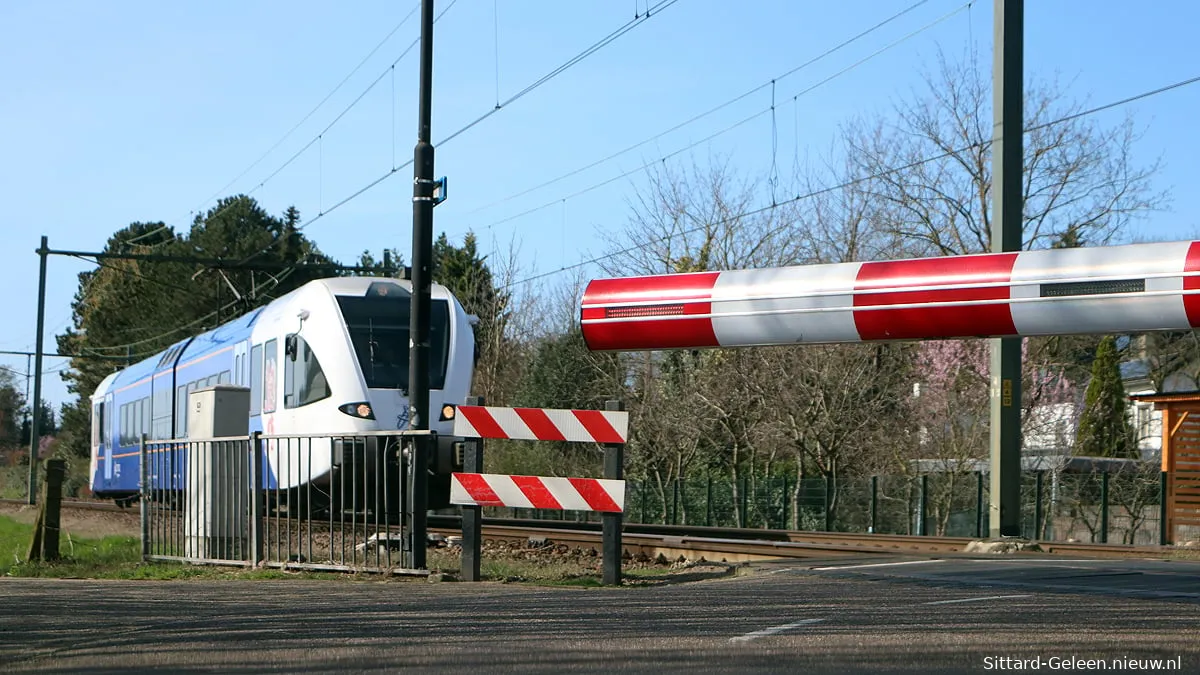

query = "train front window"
284;335;332;408
336;284;450;391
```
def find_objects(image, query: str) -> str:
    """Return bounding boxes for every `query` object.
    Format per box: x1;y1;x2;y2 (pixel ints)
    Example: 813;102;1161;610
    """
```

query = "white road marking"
923;594;1032;605
967;558;1104;563
730;618;825;643
810;559;943;571
767;567;795;575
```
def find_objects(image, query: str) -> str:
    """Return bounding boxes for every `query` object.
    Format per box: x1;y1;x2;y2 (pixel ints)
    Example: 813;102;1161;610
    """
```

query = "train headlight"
439;404;456;421
338;402;375;420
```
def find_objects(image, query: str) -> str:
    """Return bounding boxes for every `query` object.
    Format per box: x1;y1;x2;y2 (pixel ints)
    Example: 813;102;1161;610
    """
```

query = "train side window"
263;339;278;414
219;370;230;385
284;335;331;409
92;403;103;447
250;344;263;415
130;403;139;446
120;403;129;446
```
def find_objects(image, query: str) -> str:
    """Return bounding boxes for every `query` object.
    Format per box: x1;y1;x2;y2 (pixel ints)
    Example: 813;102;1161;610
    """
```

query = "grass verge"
0;515;347;580
3;515;718;585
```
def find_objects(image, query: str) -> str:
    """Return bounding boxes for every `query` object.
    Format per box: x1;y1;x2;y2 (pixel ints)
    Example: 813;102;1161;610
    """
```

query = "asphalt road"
2;555;1197;674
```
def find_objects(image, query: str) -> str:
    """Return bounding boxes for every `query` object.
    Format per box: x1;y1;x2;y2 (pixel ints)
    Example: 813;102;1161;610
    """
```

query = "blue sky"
2;0;1199;411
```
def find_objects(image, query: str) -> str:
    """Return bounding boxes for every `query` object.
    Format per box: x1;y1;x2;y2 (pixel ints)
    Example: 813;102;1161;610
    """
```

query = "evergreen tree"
1076;336;1136;458
55;197;330;458
0;368;24;447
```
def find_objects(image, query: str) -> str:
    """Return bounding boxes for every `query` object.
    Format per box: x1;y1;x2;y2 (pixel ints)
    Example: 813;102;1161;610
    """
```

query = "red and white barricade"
451;405;629;514
450;473;625;513
453;405;628;444
452;403;630;584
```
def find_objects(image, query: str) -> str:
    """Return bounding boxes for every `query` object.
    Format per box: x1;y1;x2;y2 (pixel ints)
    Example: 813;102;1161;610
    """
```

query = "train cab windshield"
336;282;451;391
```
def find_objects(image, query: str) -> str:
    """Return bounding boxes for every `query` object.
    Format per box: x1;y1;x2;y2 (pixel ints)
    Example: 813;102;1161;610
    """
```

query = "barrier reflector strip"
514;408;567;442
451;473;626;513
455;405;507;440
454;405;629;443
568;476;622;512
572;410;625;444
511;474;563;510
451;472;504;507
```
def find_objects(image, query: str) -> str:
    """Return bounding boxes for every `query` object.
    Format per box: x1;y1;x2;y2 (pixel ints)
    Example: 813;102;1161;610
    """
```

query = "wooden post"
27;458;65;562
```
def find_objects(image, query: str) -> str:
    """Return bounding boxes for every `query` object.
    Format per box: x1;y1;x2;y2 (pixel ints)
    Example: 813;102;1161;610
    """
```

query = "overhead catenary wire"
503;71;1200;290
466;0;970;237
186;2;424;222
232;0;679;272
160;0;453;245
71;264;303;360
129;2;425;247
455;0;934;220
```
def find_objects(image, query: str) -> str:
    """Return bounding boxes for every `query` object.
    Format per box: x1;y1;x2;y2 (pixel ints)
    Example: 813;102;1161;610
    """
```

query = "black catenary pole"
409;0;434;435
406;0;436;570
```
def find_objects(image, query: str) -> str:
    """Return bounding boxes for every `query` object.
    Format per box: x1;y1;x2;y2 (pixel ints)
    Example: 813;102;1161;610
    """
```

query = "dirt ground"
0;501;141;540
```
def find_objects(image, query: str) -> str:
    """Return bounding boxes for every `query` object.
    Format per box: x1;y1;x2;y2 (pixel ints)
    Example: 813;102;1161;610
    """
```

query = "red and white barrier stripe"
450;473;626;512
453;405;628;444
581;240;1200;351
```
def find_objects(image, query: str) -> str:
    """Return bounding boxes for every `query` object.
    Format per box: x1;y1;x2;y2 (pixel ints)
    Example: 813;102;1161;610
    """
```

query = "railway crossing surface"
2;555;1196;673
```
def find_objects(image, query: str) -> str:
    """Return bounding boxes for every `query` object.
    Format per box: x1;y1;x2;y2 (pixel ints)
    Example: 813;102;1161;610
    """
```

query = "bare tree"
601;159;806;276
842;49;1166;256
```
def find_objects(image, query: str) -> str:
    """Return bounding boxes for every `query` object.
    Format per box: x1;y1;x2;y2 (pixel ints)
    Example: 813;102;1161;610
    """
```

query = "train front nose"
363;388;412;430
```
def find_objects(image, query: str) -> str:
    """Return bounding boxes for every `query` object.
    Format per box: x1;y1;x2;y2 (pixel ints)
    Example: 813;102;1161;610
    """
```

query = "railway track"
4;498;1187;563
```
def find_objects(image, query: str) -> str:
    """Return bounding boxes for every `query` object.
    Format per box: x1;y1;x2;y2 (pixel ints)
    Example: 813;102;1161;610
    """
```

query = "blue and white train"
88;276;476;503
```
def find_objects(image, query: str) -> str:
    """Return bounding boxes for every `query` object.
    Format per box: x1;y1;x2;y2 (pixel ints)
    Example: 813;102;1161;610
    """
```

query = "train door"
103;392;115;484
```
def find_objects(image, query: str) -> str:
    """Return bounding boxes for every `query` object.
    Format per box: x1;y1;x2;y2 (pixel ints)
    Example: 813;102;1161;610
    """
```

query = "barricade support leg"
602;399;625;586
462;396;484;582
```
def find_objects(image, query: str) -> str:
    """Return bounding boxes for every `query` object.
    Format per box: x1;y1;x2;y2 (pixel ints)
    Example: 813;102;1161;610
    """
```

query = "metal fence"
139;432;431;574
491;468;1171;545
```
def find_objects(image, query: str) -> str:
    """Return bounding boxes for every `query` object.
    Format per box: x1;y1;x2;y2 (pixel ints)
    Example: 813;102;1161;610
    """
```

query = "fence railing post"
407;431;430;570
739;476;747;528
602;400;624;587
249;432;264;568
975;471;984;539
640;480;647;525
668;478;676;525
1160;470;1170;546
461;396;484;582
140;435;150;559
780;474;789;530
1034;470;1044;540
869;475;878;534
705;476;713;527
823;474;833;532
1099;471;1110;544
918;474;928;536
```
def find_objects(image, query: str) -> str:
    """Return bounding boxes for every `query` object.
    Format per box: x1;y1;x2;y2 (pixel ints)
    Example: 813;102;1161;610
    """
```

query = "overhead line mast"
407;0;448;570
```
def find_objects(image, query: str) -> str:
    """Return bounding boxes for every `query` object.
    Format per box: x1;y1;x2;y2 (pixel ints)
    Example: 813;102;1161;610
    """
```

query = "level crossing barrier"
450;398;628;585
